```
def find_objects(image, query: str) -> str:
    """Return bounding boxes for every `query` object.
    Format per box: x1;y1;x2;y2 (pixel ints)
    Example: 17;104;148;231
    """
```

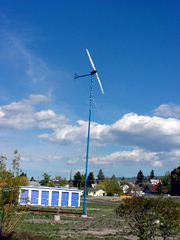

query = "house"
87;188;106;197
121;184;129;194
131;185;144;196
171;166;180;196
149;179;161;185
144;185;168;196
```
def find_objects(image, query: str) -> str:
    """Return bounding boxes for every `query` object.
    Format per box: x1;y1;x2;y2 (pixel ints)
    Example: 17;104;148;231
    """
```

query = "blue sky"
0;1;180;180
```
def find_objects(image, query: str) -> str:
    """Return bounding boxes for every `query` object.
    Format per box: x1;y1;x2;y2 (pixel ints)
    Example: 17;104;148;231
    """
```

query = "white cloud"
21;154;62;162
38;120;88;145
0;95;68;130
39;112;180;152
89;148;159;166
154;104;180;118
2;95;180;169
65;147;180;168
100;113;180;151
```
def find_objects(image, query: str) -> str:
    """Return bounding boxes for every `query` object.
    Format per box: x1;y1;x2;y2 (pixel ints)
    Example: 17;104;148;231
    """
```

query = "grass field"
4;198;180;240
10;201;135;240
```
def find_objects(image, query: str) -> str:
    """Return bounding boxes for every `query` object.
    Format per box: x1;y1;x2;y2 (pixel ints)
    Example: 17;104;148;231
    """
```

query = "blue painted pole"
82;75;94;216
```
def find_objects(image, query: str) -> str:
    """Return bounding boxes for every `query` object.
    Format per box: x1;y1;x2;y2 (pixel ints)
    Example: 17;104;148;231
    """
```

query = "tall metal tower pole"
74;49;104;217
82;75;94;216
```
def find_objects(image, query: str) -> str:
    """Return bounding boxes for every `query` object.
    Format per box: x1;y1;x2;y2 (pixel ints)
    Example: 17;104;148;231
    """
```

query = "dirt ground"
20;205;137;239
18;199;180;240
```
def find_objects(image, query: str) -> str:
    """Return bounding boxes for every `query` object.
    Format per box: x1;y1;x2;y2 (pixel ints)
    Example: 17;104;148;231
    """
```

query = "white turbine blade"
86;49;96;70
96;72;104;94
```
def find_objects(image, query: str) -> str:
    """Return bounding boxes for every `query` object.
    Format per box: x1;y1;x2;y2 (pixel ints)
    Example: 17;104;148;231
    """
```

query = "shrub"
0;150;27;239
115;197;180;240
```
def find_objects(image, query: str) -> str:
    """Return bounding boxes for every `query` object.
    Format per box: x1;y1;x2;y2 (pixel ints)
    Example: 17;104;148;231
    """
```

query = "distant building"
121;184;129;194
144;185;168;196
87;188;106;197
29;181;40;187
171;166;180;196
19;186;81;207
149;179;161;185
131;185;144;196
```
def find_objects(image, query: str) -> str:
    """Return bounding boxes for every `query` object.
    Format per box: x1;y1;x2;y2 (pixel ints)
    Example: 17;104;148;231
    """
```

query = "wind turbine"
74;49;104;217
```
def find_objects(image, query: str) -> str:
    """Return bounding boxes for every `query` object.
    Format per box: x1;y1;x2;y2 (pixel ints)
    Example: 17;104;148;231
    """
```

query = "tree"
136;170;144;187
97;169;105;183
30;177;34;181
161;171;171;193
116;197;180;240
111;174;116;180
0;150;27;238
73;171;82;188
87;172;95;187
18;175;29;186
55;176;68;186
156;182;163;195
120;177;129;186
104;176;122;196
81;174;85;188
42;173;53;186
96;180;106;191
150;170;155;179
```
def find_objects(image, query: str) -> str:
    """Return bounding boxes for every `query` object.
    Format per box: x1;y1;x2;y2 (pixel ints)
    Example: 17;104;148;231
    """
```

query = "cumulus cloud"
0;95;68;130
154;104;180;118
2;95;180;168
38;120;88;145
66;147;180;168
100;113;180;152
39;113;180;152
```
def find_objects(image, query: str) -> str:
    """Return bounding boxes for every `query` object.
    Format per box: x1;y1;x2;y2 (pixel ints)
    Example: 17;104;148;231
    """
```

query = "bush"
0;150;27;239
115;197;180;240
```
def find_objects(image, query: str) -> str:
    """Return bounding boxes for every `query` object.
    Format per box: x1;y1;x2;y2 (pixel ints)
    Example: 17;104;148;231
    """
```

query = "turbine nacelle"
91;70;97;75
74;49;104;95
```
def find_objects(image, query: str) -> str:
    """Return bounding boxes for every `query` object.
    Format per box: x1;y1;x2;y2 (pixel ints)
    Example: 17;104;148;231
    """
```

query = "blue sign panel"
71;193;79;207
20;189;28;204
51;191;59;206
31;190;39;204
41;191;49;205
61;192;69;207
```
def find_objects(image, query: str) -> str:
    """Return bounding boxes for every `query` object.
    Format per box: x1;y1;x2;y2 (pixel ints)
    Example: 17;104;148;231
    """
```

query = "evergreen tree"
97;169;105;183
87;172;95;187
30;176;34;181
150;170;155;179
73;171;82;188
120;177;129;186
111;174;116;180
136;170;144;187
81;174;85;188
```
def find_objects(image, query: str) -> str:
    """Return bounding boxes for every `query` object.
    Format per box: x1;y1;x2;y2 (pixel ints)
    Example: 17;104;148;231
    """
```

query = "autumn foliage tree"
0;150;27;239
